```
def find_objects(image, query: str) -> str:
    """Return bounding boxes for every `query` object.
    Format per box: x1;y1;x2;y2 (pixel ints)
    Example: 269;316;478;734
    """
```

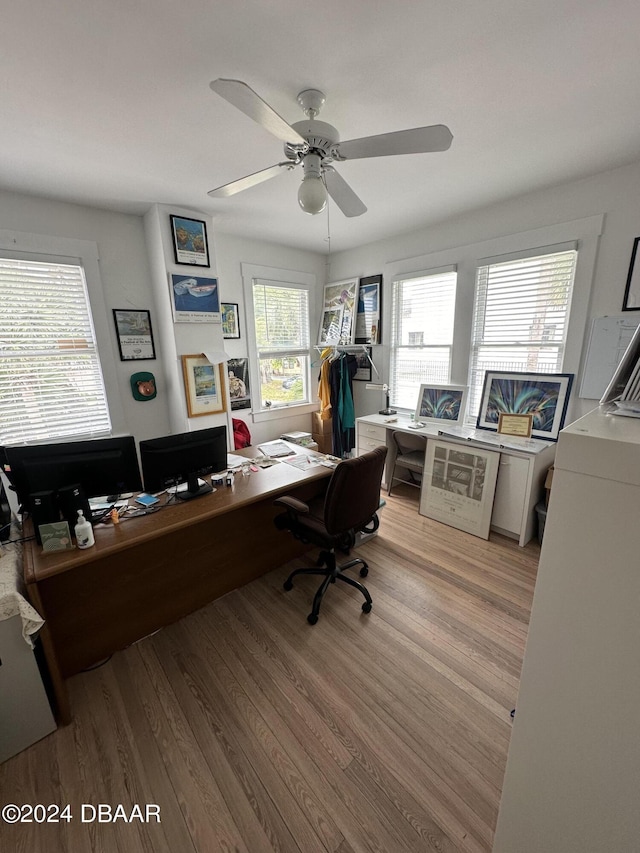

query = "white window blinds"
0;256;112;445
252;279;310;354
390;269;457;409
467;247;577;418
251;278;311;410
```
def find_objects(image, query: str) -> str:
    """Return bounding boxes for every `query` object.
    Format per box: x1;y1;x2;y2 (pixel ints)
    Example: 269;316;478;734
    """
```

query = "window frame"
389;265;457;411
0;228;126;443
466;242;578;423
241;263;316;422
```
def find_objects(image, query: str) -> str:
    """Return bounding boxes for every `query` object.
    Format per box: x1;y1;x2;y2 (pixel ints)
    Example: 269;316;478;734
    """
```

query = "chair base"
284;550;372;625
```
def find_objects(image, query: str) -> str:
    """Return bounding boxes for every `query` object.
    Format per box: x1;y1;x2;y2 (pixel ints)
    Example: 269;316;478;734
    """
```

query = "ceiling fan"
208;79;453;217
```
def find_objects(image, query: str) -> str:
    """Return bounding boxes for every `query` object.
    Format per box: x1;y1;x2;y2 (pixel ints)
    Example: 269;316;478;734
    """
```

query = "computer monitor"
1;436;143;508
139;425;228;500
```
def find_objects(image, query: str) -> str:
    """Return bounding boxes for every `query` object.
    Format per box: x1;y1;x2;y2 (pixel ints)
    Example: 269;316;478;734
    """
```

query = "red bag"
232;418;252;449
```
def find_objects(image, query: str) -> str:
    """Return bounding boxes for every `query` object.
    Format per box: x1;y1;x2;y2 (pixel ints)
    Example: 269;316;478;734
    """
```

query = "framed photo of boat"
170;274;220;323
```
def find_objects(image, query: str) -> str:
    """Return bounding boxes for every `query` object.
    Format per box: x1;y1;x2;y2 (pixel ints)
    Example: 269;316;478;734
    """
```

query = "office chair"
387;430;426;496
274;446;387;624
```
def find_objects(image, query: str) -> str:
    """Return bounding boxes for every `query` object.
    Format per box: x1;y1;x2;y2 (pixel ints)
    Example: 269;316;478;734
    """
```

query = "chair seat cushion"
396;450;425;471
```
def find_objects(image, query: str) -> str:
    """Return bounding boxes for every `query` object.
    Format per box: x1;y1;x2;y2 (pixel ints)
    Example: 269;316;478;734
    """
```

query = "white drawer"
358;423;387;442
357;436;384;455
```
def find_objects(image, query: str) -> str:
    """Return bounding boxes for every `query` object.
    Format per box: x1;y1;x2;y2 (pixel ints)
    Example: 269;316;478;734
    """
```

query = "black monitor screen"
2;436;143;506
139;426;228;493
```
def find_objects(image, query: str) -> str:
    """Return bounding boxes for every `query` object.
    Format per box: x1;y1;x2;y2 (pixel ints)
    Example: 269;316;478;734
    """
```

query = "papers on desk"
257;440;295;458
282;454;318;470
227;453;247;468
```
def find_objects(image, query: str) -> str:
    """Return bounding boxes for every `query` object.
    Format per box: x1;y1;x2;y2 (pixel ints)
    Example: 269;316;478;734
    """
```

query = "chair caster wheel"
362;602;372;613
307;613;318;625
359;567;368;577
283;580;293;591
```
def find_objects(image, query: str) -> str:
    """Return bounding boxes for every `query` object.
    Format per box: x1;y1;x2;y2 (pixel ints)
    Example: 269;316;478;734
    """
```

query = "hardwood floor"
0;486;540;853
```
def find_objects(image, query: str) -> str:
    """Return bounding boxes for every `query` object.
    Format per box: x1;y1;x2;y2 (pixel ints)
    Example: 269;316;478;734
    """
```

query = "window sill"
251;402;318;424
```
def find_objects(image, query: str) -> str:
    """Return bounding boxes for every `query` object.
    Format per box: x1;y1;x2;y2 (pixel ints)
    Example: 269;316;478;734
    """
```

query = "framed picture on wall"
353;347;373;381
170;273;220;323
170;215;210;267
181;354;226;417
319;278;358;345
419;440;500;539
476;371;574;441
112;309;156;361
227;357;251;410
221;302;240;338
355;274;382;344
622;236;640;310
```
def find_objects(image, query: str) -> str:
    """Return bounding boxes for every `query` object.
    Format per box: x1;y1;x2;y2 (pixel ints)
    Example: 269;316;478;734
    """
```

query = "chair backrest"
323;446;387;536
392;430;427;457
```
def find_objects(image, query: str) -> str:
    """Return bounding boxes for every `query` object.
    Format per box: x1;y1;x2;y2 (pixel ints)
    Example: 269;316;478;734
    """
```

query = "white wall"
326;159;640;422
0;190;325;449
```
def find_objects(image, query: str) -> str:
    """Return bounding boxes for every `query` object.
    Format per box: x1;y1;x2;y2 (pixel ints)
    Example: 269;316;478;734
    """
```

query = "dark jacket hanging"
329;354;358;457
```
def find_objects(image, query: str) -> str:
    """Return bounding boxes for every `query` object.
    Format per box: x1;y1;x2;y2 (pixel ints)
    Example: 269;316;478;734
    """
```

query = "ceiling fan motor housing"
285;119;340;162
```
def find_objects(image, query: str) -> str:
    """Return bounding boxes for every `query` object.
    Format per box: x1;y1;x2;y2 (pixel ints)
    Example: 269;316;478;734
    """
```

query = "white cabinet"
356;414;555;546
494;407;640;852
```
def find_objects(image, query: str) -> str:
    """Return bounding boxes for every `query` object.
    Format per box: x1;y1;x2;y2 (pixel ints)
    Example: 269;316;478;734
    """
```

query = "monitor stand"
176;473;213;502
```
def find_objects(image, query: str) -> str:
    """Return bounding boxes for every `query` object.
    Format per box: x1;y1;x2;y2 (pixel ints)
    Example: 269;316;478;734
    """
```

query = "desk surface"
23;443;335;722
25;445;333;583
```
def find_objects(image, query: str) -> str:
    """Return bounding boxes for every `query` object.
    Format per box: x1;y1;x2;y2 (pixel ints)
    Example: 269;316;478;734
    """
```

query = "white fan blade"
208;162;295;198
337;125;453;160
324;167;367;217
210;79;306;145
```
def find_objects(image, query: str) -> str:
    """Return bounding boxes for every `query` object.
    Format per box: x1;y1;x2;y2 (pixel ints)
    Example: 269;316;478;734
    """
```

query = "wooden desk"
23;447;332;723
356;414;555;546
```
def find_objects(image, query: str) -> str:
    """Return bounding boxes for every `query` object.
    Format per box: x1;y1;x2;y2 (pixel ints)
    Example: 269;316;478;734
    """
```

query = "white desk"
356;414;555;546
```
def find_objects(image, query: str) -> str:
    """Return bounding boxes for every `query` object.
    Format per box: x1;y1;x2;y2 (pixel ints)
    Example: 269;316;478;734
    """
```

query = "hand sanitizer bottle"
75;510;95;549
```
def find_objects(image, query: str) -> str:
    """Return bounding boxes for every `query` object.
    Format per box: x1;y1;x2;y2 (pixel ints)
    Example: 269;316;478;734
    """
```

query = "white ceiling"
3;1;640;255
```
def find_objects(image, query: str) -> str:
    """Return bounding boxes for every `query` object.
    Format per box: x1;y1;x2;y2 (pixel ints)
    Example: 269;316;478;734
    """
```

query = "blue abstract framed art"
476;371;574;441
414;383;468;425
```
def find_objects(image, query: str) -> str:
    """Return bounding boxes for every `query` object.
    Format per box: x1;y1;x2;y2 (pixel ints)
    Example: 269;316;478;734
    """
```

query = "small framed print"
170;215;210;267
354;347;373;381
181;354;226;417
497;413;533;438
112;309;156;361
221;303;240;339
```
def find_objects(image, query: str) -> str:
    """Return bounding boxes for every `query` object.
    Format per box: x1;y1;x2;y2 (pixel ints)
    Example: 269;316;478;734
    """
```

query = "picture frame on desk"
181;354;226;417
414;383;467;425
476;370;573;442
419;439;500;539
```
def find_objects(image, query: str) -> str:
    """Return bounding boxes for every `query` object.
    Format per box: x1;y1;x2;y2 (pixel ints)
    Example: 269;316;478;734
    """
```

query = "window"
390;268;457;409
251;278;311;411
0;256;111;445
467;246;578;419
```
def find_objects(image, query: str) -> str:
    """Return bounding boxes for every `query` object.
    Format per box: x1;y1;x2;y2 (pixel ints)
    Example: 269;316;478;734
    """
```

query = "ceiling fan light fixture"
297;175;327;215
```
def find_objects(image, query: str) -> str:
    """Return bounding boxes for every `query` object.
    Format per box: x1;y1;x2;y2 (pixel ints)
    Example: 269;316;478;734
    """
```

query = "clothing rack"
313;344;379;377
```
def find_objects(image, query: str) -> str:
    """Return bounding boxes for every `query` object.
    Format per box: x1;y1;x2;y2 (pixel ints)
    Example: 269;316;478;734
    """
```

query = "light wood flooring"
0;485;540;853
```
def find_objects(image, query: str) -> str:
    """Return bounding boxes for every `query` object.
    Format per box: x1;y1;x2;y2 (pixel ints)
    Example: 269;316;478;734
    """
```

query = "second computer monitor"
139;426;228;495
